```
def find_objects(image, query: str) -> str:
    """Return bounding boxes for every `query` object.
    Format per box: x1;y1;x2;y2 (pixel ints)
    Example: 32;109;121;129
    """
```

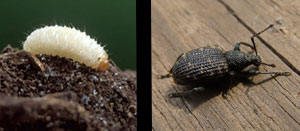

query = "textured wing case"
171;46;229;85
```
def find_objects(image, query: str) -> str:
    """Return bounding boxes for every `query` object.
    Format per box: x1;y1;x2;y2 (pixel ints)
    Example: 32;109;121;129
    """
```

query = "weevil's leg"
234;42;254;51
157;66;173;79
222;81;231;98
157;73;172;79
175;53;184;62
157;53;184;79
244;68;291;76
222;71;236;99
168;87;205;98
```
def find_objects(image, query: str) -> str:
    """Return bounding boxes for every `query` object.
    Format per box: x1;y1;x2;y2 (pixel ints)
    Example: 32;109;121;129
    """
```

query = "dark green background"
0;1;136;70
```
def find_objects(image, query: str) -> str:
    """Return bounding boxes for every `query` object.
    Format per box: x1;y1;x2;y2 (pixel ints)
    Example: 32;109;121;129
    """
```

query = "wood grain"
152;0;300;130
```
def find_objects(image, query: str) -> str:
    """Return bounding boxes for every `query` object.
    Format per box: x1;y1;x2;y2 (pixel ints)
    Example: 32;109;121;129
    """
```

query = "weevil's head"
225;50;260;71
225;50;274;71
252;55;261;66
250;54;275;67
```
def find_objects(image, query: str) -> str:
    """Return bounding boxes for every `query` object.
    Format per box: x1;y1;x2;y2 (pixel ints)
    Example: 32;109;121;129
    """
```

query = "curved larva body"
23;25;109;71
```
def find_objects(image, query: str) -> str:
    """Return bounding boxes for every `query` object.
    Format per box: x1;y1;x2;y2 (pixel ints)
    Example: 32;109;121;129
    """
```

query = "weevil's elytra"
171;46;229;85
158;24;291;98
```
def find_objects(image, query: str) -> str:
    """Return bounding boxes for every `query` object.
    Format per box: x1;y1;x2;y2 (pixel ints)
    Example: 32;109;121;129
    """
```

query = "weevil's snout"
252;55;276;67
253;56;262;66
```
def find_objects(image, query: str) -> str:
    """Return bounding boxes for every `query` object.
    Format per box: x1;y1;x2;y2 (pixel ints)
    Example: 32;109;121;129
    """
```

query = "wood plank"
152;0;300;130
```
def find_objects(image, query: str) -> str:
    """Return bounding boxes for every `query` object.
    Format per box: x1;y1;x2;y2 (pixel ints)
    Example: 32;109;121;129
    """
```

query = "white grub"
23;25;109;71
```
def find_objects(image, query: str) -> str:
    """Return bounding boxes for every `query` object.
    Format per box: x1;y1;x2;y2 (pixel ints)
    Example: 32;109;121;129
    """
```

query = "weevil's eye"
253;56;261;66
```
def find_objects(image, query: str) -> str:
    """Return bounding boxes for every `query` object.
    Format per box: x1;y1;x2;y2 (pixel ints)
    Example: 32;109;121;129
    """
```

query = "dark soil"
0;45;136;131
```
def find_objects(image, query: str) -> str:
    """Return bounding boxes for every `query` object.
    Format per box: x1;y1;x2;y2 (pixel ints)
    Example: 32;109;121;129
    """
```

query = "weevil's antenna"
251;24;274;56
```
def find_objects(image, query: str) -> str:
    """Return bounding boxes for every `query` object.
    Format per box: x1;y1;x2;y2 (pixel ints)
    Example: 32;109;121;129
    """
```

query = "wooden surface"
152;0;300;130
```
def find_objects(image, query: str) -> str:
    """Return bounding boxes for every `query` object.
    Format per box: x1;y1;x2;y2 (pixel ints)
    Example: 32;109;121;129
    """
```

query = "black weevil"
158;24;291;98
